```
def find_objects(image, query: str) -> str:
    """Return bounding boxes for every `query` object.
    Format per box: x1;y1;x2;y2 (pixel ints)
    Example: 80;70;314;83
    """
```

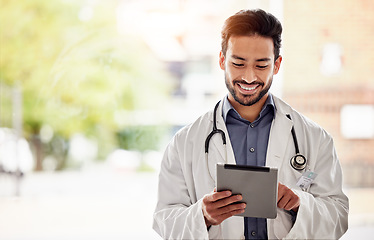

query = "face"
219;35;282;107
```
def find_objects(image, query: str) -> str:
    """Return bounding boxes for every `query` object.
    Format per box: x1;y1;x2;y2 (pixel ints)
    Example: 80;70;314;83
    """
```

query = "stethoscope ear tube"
205;101;227;182
205;129;226;153
205;101;226;154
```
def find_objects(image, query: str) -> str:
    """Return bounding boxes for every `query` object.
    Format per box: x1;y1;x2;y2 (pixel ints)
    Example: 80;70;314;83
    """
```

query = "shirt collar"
222;93;275;123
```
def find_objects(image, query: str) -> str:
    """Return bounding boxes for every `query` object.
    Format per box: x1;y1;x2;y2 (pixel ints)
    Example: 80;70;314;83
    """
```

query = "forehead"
227;35;275;60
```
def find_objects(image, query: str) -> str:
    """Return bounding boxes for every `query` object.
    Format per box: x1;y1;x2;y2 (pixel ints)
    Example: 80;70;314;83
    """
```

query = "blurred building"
282;0;374;187
116;0;284;126
117;0;374;186
116;0;374;186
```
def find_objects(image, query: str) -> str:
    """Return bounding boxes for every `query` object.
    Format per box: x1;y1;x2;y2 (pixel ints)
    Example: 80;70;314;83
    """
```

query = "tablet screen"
216;163;278;219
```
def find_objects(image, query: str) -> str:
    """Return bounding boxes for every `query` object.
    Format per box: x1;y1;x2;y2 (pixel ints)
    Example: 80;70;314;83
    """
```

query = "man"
153;9;348;239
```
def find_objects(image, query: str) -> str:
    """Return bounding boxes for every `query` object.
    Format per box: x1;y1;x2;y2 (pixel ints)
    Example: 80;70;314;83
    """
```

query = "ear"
273;55;282;75
219;51;225;70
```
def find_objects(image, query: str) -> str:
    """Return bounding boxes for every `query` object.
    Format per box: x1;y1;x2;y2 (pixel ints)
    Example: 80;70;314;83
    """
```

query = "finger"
277;194;291;209
277;187;300;210
204;190;231;205
213;194;243;208
209;203;246;225
283;196;300;211
277;183;287;201
287;200;299;211
218;202;247;216
203;198;246;226
223;207;246;217
214;207;246;224
207;190;232;202
278;197;299;211
204;194;243;217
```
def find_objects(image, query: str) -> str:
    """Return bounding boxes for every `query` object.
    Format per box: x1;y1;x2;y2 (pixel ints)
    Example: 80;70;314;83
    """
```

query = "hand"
202;188;246;227
277;183;300;212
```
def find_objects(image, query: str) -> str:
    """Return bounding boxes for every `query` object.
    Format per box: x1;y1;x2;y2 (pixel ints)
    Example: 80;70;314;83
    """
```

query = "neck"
228;94;268;122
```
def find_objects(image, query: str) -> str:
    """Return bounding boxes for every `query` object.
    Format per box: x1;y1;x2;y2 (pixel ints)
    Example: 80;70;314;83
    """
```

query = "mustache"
233;79;264;86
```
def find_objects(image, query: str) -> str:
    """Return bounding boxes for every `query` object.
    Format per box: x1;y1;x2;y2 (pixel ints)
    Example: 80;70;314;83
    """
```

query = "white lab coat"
153;96;349;239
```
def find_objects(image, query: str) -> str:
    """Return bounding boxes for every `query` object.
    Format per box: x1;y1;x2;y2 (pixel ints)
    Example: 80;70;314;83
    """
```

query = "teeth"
238;84;257;91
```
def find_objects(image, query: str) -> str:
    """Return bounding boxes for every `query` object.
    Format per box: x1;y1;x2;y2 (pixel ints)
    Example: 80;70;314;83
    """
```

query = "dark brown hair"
221;9;282;60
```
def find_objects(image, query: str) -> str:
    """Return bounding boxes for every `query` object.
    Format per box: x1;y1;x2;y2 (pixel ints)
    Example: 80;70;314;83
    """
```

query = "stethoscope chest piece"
290;154;307;171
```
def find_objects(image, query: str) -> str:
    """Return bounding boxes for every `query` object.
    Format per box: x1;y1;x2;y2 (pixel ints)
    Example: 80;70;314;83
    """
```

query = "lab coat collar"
221;94;276;123
207;95;294;168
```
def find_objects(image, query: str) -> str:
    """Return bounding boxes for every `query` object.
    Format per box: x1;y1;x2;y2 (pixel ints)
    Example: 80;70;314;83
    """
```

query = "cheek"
225;66;242;80
258;70;274;82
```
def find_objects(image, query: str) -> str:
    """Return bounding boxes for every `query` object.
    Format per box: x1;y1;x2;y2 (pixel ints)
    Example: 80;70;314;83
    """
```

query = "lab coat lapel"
266;102;293;169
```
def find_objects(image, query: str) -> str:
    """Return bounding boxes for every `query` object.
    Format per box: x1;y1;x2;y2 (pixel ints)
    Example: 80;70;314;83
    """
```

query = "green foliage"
0;0;173;165
116;126;169;153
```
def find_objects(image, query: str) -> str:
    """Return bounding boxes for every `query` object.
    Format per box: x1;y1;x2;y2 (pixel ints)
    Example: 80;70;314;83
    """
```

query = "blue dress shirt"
222;94;275;240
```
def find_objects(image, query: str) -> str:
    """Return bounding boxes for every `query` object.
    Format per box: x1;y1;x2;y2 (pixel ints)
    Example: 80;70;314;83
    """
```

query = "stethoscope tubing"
205;101;226;154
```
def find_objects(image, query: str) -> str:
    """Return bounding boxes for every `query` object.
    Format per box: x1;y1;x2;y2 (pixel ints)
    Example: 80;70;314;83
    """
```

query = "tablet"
216;163;278;219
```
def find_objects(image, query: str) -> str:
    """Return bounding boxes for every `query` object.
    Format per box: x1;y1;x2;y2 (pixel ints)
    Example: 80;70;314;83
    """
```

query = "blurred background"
0;0;373;239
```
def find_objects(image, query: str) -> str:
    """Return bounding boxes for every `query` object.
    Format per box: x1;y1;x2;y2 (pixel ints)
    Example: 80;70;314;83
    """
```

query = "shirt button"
250;147;255;153
251;231;257;236
250;123;254;128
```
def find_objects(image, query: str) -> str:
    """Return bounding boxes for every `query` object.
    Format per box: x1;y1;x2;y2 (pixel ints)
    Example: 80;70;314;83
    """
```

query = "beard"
225;75;273;106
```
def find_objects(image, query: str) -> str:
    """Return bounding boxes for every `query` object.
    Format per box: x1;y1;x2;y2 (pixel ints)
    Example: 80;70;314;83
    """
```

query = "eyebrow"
231;55;247;61
256;58;272;62
230;55;271;62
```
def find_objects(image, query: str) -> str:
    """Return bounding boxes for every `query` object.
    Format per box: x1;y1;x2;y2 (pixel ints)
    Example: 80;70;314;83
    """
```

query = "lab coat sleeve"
153;135;209;239
286;132;349;239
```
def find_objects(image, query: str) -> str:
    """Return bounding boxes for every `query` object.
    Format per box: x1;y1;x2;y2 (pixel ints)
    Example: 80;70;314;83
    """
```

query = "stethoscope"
205;101;227;176
286;114;307;171
204;101;307;174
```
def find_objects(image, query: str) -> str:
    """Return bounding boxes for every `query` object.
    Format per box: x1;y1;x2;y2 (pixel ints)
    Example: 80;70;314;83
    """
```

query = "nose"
242;68;257;82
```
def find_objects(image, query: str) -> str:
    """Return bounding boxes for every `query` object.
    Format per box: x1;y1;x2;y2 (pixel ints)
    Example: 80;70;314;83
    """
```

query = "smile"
238;83;259;91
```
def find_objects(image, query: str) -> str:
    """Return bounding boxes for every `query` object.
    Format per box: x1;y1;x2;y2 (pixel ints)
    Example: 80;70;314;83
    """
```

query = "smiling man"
153;9;348;239
221;35;281;122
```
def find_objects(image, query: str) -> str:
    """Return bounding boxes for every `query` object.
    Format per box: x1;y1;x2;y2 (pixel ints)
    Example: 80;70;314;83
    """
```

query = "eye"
256;65;268;69
232;62;244;67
